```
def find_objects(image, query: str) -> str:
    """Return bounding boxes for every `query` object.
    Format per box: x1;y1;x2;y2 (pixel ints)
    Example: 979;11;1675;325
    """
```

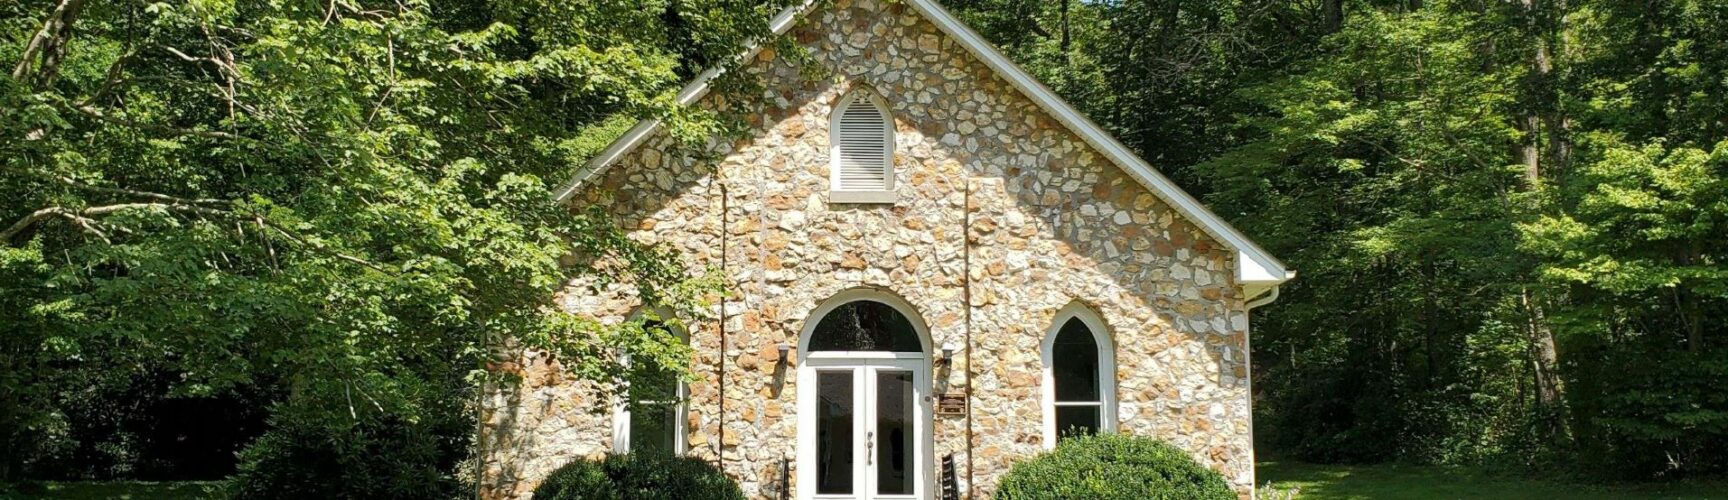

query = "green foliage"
1522;138;1728;297
530;454;744;500
3;0;1724;491
1570;348;1728;478
996;434;1234;500
946;0;1327;186
1193;0;1536;465
961;0;1728;480
1;0;787;489
227;400;471;500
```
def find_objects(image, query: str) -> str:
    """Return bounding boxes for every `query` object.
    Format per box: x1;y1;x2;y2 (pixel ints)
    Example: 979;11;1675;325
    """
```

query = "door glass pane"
876;370;914;495
817;371;855;494
1054;405;1101;441
1052;318;1100;402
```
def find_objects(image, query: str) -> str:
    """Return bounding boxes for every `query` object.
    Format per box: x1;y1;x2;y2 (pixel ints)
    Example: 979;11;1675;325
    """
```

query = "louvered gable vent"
831;92;893;196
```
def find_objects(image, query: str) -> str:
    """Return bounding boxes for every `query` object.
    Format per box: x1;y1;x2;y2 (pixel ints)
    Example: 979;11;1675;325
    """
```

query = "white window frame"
828;89;897;204
1040;301;1118;448
611;309;688;455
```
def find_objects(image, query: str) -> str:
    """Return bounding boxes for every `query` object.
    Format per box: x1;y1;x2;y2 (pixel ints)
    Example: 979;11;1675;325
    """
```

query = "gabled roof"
553;0;1293;288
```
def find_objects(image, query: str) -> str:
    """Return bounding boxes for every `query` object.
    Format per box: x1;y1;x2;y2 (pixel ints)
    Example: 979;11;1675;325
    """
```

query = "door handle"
866;431;874;465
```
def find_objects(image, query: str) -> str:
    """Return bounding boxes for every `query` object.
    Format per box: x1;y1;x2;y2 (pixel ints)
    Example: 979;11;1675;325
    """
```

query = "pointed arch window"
829;90;896;204
613;314;687;455
1041;304;1117;446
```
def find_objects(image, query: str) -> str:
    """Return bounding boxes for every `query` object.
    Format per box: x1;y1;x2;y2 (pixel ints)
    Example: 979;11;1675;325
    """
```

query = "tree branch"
12;0;87;88
1;207;69;242
78;51;135;107
2;202;387;274
70;103;246;141
252;217;388;272
59;211;110;244
39;171;226;206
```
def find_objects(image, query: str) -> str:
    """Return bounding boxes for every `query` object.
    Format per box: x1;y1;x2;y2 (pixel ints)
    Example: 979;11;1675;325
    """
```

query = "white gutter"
1245;286;1280;310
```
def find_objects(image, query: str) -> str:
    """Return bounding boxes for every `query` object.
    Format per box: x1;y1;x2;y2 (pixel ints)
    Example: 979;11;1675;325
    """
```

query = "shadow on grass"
5;481;223;500
1258;461;1728;500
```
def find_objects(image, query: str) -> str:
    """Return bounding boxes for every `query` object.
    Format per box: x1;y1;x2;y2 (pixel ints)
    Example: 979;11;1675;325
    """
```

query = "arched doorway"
797;289;933;500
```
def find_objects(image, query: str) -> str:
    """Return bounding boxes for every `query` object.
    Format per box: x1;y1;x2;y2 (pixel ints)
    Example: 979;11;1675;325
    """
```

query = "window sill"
828;189;897;204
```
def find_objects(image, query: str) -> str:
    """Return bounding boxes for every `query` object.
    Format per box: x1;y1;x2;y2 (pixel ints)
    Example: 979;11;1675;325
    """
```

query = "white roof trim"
551;0;1293;286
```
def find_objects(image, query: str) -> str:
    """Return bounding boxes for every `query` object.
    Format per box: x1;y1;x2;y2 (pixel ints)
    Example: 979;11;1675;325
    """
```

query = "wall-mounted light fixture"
937;343;958;367
776;342;792;366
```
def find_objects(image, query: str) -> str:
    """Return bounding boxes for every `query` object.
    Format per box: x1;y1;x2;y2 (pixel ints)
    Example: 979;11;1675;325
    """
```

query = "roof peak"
553;0;1292;287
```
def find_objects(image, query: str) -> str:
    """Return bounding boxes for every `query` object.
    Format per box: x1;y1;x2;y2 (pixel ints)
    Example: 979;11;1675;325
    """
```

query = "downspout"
717;178;729;472
1240;284;1277;497
961;177;976;499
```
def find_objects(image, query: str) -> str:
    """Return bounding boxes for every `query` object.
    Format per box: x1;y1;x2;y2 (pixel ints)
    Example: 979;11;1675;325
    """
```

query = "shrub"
227;406;470;500
997;433;1235;500
532;453;743;500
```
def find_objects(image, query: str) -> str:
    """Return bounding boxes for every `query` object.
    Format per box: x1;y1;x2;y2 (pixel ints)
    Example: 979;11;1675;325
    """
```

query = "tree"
2;0;784;489
965;0;1728;476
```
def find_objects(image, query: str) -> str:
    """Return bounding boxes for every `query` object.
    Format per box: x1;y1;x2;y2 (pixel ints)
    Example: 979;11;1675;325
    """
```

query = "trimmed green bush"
997;433;1235;500
532;453;744;500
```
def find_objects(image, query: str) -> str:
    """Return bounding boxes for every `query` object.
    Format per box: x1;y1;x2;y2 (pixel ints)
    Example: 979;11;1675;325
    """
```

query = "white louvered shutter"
833;95;891;191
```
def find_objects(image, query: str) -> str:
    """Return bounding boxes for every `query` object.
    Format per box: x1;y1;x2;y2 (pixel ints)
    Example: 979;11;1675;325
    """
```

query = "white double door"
798;355;932;500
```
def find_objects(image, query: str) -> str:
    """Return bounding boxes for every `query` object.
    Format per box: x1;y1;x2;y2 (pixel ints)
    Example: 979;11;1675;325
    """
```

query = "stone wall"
480;0;1255;497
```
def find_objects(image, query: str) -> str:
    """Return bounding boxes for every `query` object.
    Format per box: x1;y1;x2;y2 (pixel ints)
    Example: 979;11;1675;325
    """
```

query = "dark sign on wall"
936;392;966;416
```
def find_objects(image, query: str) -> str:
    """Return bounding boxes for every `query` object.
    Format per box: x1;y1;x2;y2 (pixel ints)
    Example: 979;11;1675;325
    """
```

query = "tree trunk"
1422;259;1440;390
1520;0;1575;439
12;0;87;89
1059;0;1071;54
1685;291;1704;353
1682;245;1705;352
1537;1;1571;183
1519;0;1571;184
1522;288;1564;407
1518;114;1541;183
1323;0;1344;33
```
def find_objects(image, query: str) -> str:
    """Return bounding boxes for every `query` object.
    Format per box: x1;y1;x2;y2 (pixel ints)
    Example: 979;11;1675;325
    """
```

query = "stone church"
481;0;1292;498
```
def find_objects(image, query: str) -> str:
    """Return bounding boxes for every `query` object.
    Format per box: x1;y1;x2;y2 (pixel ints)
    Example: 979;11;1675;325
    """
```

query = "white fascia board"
903;0;1290;286
553;0;1293;287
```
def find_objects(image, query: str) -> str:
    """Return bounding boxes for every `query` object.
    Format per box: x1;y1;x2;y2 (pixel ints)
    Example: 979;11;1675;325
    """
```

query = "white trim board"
551;0;1293;287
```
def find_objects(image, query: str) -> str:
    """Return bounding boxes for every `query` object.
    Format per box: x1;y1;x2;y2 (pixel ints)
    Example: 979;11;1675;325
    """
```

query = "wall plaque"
936;392;966;416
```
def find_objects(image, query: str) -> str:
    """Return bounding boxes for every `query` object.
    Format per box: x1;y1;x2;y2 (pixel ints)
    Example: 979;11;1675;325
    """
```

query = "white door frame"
797;352;932;500
796;289;935;500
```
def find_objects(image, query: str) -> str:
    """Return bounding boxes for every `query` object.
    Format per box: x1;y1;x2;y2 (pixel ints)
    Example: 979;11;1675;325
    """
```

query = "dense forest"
2;0;1724;496
946;0;1728;480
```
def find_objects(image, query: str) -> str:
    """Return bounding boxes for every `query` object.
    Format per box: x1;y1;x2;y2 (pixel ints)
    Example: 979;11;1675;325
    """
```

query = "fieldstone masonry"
481;0;1256;497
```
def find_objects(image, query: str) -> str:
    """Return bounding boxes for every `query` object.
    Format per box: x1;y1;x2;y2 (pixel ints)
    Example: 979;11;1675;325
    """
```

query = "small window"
829;90;895;203
1042;305;1116;446
614;317;686;455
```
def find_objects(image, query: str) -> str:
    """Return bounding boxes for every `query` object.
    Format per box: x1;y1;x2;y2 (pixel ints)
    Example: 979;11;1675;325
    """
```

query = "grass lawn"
1260;461;1728;500
11;468;1728;499
6;481;222;499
